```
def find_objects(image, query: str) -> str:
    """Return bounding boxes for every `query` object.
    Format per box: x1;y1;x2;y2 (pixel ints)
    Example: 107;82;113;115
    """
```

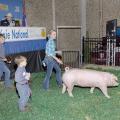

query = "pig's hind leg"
99;86;110;99
67;84;74;97
62;83;67;94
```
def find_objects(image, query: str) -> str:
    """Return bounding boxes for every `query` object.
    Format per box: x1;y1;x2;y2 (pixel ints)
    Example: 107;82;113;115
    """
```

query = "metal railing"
62;50;81;68
82;37;120;66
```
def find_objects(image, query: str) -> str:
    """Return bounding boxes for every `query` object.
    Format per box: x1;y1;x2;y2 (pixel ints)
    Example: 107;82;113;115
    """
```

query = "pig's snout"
114;82;119;86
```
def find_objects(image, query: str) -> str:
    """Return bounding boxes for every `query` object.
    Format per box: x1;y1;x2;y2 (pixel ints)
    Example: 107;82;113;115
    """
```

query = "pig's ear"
113;75;118;81
115;76;118;81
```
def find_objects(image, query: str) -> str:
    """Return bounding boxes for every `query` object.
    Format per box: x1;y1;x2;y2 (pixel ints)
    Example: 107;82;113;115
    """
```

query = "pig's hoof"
69;93;74;97
69;95;74;97
90;91;94;94
106;95;111;99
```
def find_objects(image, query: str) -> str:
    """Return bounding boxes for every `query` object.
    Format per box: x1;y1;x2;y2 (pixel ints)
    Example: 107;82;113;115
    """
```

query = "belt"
46;55;53;58
45;55;54;60
17;82;28;85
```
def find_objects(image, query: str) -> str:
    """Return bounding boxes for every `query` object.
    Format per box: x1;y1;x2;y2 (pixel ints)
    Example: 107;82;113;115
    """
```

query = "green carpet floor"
0;70;120;120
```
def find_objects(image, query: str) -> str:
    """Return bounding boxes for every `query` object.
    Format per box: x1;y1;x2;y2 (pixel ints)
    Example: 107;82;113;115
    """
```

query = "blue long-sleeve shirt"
15;66;29;84
45;38;56;57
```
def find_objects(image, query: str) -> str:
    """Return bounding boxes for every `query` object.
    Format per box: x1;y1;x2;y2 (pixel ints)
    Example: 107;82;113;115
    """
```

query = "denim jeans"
43;56;62;90
16;83;31;111
0;61;12;87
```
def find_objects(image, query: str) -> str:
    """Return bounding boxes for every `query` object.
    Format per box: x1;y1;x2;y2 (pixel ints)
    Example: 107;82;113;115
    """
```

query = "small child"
14;56;32;112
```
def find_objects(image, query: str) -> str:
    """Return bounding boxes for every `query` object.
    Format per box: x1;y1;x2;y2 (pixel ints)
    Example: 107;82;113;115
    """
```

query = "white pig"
62;68;119;98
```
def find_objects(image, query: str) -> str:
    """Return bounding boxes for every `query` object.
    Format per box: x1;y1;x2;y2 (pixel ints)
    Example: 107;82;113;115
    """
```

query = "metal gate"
82;37;119;66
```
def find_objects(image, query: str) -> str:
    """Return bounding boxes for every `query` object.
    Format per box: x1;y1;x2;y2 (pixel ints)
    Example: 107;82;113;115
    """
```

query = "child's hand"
2;58;7;61
27;73;31;79
25;73;31;80
7;61;11;64
23;72;26;76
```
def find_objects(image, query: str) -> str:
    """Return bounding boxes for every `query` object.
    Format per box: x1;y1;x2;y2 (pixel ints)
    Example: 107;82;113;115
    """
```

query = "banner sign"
0;27;46;42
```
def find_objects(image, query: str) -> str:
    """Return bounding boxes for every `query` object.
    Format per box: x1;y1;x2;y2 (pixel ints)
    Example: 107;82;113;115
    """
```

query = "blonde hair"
14;56;27;65
49;30;56;35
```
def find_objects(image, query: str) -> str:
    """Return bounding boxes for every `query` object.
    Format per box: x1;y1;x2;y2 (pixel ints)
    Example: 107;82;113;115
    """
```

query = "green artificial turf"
0;70;120;120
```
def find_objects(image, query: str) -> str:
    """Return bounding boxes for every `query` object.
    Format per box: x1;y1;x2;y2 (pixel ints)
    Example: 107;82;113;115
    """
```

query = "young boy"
14;56;32;112
0;33;13;88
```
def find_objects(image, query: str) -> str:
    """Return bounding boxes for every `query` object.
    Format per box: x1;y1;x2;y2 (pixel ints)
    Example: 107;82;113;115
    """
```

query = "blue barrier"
4;39;47;55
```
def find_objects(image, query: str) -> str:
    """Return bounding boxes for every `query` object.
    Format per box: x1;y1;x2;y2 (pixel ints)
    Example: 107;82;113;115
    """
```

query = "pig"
62;68;119;98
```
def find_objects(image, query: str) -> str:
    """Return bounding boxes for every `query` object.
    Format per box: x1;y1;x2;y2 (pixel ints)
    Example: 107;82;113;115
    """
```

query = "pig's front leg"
90;87;95;93
99;86;110;99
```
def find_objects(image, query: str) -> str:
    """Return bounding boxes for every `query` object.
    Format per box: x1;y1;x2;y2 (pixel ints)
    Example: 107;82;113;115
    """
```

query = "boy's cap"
5;13;13;17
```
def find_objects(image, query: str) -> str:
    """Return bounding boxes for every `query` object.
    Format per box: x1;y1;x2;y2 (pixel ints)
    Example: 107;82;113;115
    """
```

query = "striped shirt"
45;38;56;57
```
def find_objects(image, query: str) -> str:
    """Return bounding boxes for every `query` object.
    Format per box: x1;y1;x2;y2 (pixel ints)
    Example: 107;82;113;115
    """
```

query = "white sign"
0;27;46;42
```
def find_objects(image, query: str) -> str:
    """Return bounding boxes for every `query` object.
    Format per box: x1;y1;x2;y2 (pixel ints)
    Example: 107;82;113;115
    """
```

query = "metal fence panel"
82;37;120;66
62;50;80;68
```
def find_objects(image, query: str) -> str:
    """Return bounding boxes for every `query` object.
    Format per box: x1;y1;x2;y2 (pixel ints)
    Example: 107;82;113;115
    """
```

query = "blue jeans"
43;56;62;90
16;83;31;111
0;61;12;87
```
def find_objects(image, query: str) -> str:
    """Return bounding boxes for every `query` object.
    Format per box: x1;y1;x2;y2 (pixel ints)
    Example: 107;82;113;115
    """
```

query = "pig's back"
62;69;108;87
64;69;106;79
